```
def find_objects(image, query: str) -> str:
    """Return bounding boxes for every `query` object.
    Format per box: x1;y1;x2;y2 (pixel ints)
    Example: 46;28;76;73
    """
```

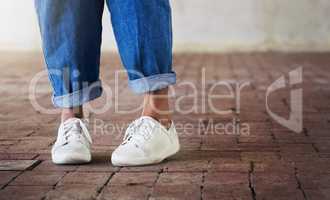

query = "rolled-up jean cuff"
52;80;103;108
128;73;176;94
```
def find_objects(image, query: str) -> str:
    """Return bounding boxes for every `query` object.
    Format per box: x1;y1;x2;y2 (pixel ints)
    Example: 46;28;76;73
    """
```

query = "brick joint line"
248;161;257;200
294;167;308;200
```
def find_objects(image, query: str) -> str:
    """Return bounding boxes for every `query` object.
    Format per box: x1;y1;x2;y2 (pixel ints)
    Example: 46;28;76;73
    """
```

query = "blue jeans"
35;0;175;108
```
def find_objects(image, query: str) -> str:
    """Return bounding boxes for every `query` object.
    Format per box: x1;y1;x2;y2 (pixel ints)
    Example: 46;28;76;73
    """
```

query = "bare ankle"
61;106;84;122
142;88;172;128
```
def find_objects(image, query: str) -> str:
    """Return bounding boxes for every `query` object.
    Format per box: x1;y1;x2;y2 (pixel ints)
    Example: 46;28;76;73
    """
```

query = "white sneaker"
111;116;180;166
52;118;92;164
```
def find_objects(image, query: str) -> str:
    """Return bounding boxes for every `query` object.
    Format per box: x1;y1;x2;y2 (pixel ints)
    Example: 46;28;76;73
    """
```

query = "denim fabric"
35;0;176;108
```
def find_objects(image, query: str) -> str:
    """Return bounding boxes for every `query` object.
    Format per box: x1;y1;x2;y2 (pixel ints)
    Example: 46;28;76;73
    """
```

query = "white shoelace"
122;118;155;146
61;118;92;145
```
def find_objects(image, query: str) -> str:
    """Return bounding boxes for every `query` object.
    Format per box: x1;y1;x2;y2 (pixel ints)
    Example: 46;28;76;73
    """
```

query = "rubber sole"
52;153;92;165
111;142;180;167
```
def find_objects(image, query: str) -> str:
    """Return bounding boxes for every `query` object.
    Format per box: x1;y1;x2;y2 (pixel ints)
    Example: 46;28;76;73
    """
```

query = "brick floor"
0;52;330;199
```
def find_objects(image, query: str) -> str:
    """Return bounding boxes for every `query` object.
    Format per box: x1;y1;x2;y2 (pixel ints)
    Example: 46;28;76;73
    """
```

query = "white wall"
1;0;330;52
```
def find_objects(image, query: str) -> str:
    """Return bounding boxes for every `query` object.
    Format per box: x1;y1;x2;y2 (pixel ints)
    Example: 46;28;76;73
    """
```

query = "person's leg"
35;0;104;114
62;106;84;122
142;88;172;129
107;0;180;166
106;0;175;126
35;0;105;164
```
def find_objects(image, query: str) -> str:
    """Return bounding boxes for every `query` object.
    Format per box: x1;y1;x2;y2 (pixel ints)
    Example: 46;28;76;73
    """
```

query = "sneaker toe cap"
111;144;146;166
52;143;91;164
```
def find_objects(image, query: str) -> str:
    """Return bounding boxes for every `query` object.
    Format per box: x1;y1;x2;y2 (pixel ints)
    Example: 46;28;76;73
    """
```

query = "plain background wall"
1;0;330;52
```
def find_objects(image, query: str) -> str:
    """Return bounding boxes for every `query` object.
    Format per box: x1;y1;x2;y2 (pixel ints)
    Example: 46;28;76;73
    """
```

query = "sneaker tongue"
64;118;81;124
139;116;170;131
139;116;158;125
71;122;81;130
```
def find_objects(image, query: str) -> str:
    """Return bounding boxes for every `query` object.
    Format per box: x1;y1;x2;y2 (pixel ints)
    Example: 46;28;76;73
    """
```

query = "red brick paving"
0;52;330;199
